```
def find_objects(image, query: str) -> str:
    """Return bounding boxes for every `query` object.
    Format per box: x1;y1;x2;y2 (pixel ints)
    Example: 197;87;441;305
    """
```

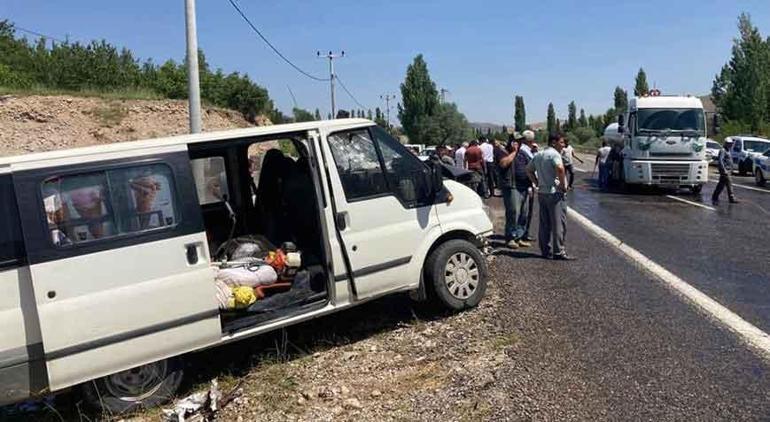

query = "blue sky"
3;0;770;124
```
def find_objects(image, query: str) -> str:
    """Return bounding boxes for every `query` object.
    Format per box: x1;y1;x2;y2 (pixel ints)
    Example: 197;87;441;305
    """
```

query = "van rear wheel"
82;358;183;414
425;239;488;311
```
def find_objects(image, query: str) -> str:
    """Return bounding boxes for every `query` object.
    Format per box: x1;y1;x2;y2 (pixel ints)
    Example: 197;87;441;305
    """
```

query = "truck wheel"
425;239;488;311
690;184;703;194
756;169;767;187
82;358;183;414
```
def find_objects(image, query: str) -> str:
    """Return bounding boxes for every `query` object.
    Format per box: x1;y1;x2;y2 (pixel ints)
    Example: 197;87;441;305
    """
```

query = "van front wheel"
425;239;488;311
82;358;183;414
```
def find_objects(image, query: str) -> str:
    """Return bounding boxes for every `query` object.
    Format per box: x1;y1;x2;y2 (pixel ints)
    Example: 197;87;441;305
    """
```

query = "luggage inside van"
190;135;330;332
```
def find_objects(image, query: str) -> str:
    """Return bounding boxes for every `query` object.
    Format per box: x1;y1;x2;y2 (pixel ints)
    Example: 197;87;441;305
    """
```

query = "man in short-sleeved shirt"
527;132;573;260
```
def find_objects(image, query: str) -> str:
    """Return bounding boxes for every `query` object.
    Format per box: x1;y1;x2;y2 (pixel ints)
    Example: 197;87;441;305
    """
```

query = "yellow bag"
228;286;256;309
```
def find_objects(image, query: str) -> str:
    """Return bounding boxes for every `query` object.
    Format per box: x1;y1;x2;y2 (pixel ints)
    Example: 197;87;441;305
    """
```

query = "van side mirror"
425;159;445;199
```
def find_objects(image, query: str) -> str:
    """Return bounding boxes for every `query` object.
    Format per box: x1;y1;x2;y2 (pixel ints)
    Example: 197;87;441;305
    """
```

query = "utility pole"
380;94;396;131
318;51;344;117
184;0;202;133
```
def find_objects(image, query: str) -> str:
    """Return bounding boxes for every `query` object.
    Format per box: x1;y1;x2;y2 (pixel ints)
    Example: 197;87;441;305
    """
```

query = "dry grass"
86;102;129;128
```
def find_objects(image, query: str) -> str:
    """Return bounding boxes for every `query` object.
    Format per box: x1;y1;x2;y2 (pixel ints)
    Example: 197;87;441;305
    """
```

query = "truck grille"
651;163;691;183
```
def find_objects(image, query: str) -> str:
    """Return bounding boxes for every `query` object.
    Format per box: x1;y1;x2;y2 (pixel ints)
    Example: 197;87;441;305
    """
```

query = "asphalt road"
484;164;770;420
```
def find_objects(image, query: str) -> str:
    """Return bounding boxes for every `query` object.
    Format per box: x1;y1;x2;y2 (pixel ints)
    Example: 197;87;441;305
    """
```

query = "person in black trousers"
712;139;739;205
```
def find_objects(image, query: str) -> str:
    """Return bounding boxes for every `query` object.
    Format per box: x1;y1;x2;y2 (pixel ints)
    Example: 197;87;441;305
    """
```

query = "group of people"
436;131;577;260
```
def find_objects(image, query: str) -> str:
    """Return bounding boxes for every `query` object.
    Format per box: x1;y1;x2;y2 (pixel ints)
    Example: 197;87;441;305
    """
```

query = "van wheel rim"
445;252;479;300
103;361;168;402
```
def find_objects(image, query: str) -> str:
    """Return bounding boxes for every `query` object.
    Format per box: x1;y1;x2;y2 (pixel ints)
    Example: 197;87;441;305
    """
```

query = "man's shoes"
729;198;740;204
521;236;536;242
552;254;576;261
711;199;719;206
517;239;532;247
507;240;520;249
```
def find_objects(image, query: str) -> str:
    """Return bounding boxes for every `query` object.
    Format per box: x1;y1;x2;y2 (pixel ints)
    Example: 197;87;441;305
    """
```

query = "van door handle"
185;243;200;265
335;212;348;231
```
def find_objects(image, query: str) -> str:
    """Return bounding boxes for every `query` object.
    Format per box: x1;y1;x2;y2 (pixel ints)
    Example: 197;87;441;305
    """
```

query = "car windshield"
706;141;721;149
743;140;770;153
636;108;705;135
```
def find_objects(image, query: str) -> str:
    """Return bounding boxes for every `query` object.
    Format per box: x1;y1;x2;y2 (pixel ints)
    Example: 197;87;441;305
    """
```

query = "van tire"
425;239;488;311
81;358;183;414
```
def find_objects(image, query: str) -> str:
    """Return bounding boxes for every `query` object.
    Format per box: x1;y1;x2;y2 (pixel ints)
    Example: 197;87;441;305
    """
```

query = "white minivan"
0;119;492;413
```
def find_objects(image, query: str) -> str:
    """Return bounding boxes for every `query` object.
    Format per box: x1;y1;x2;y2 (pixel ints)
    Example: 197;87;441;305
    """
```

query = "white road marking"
567;207;770;361
708;178;769;193
664;195;716;211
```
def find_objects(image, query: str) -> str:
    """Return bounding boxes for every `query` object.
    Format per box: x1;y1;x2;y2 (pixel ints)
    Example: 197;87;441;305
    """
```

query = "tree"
413;102;473;146
613;86;628;112
314;108;322;120
634;68;649;96
292;107;315;122
546;102;556;133
398;54;440;144
711;13;770;133
579;108;588;127
514;95;526;132
556;118;562;133
336;110;351;119
567;101;577;131
374;107;388;128
367;109;373;120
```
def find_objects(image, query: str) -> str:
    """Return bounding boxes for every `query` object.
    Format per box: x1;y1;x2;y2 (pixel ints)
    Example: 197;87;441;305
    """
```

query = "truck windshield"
636;108;705;135
744;141;770;153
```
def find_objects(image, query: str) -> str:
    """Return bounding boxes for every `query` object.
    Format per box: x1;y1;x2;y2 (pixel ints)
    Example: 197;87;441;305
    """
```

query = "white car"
753;150;770;186
727;135;770;175
705;140;721;164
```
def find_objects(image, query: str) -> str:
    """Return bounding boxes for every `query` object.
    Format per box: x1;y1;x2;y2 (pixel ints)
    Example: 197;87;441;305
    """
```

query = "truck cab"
611;94;709;192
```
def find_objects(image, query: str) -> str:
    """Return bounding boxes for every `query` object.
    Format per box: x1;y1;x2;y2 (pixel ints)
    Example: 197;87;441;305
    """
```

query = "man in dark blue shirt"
712;139;739;205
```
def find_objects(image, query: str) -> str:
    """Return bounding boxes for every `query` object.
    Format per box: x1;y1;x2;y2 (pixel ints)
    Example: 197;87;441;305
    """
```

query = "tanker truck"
603;92;710;193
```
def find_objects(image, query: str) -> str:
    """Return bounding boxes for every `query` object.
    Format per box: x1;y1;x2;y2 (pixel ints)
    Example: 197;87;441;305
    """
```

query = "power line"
13;25;66;43
335;74;367;110
225;0;330;82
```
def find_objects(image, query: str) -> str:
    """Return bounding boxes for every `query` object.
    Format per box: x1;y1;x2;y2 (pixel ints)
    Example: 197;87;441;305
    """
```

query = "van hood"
633;134;706;159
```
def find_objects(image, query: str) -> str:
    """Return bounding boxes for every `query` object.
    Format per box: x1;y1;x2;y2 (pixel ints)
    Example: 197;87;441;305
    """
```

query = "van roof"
728;135;770;143
0;118;374;168
631;96;704;110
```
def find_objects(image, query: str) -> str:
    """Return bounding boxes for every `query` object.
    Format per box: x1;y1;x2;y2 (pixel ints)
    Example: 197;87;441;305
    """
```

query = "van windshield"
636;108;705;135
743;140;770;153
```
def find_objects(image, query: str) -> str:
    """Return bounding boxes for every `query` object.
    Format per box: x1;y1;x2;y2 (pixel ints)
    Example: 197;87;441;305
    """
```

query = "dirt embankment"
0;94;268;157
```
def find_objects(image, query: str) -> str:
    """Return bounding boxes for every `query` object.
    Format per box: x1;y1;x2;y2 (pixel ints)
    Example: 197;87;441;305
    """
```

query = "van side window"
41;164;179;246
191;157;229;205
370;126;432;207
327;130;389;200
0;175;25;266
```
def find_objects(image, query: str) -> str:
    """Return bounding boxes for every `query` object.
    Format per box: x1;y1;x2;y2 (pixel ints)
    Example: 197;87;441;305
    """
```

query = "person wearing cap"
511;130;536;246
712;139;739;205
527;132;574;260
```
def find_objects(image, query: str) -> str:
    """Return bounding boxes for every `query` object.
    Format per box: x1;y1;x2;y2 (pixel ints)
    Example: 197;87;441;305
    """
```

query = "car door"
322;126;439;300
731;139;742;166
12;150;221;392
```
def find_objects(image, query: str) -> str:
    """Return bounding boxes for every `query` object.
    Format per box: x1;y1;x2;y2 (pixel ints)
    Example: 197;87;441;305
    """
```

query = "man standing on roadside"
455;142;468;169
527;132;574;260
481;137;496;197
512;130;536;246
495;135;520;248
562;137;584;189
465;139;486;197
595;141;611;190
712;139;739;205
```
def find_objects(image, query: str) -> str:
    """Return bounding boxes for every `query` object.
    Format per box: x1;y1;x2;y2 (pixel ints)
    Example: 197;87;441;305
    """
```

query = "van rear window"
40;164;180;246
0;175;25;266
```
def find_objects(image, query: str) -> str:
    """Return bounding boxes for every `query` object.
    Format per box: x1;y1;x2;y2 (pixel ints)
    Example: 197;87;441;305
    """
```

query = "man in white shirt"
454;142;468;169
480;137;495;197
594;141;611;189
